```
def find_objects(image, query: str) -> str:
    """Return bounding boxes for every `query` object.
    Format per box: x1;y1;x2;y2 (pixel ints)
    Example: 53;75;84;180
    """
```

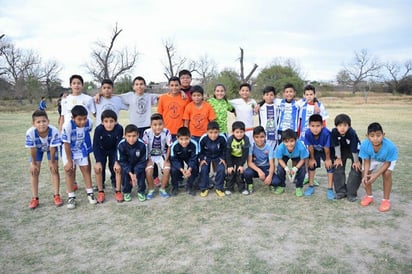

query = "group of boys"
25;74;398;212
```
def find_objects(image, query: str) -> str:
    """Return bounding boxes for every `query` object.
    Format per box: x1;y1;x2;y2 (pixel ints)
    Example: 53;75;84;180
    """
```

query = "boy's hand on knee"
94;162;102;173
352;161;361;172
334;158;342;167
64;162;73;172
309;159;316;168
227;167;234;174
237;166;244;173
30;163;39;176
114;162;121;173
325;159;332;169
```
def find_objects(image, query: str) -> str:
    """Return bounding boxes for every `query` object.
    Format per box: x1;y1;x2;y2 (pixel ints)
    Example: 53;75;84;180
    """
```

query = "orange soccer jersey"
158;93;189;135
183;101;216;137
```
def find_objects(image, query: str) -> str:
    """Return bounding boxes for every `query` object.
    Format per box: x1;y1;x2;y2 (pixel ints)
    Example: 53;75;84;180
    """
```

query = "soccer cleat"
53;194;63;207
378;200;391;212
241;189;249;195
215;189;225;197
87;193;97;204
247;184;254;193
326;189;335;200
274;186;285;195
73;182;78;191
304;186;315;196
137;192;146;202
159;188;170;198
171;188;178;196
200;189;209;197
115;191;124;202
96;191;105;203
146;190;155;200
224;190;232;195
124;193;132;202
29;198;39;209
303;178;309;185
361;196;374;207
295;187;303;197
67;197;76;209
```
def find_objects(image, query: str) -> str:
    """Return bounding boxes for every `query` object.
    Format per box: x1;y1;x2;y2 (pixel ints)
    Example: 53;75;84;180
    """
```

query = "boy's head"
282;129;297;152
178;69;192;88
366;122;385;145
308;114;323;136
190;85;204;103
71;105;88;128
252;126;266;147
334;114;351;136
41;96;45;100
124;124;139;145
262;86;276;104
32;110;49;132
133;76;146;95
101;109;117;131
150;113;164;135
176;126;191;147
206;121;220;141
101;79;114;98
69;74;84;95
303;84;316;103
168;76;181;95
239;83;251;100
283;83;296;102
232;121;245;140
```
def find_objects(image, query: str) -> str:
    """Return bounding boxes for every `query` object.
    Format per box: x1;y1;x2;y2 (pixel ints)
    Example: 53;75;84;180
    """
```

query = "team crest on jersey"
135;150;141;158
168;102;180;119
136;97;147;114
193;113;204;129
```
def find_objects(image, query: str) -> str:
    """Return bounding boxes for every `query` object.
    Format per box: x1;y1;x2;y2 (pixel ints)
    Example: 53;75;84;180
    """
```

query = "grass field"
0;94;411;273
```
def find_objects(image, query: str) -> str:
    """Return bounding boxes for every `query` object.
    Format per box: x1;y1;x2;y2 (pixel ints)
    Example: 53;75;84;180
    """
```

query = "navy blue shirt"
170;139;199;170
198;134;227;161
116;138;147;174
93;124;123;162
331;127;360;154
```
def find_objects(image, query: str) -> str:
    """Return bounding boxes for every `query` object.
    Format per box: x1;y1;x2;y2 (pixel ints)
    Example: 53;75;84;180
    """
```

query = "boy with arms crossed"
25;110;62;209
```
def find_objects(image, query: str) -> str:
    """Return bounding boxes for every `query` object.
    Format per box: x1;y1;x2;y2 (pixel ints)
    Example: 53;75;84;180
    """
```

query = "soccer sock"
68;192;75;198
86;188;93;195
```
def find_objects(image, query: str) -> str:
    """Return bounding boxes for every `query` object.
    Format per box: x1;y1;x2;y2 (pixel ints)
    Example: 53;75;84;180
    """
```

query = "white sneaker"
87;193;97;204
242;189;249;195
225;190;232;195
67;197;76;209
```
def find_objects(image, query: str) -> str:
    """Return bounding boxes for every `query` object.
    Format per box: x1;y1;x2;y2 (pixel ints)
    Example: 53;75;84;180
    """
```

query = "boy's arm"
183;119;189;128
247;154;262;174
116;144;131;174
364;160;391;185
188;148;199;171
29;148;39;175
240;138;250;165
324;147;332;169
307;145;316;168
219;137;227;164
226;140;234;167
63;142;73;171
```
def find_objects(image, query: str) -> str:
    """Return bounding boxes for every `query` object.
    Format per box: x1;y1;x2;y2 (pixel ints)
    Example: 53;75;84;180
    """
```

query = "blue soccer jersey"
359;138;398;162
249;143;275;167
275;140;309;160
304;127;331;151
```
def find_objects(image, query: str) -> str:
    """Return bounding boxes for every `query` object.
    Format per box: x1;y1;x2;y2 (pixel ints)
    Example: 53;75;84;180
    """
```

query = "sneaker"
335;193;347;199
248;184;254;193
215;189;225;197
96;192;105;203
73;182;78;191
87;193;97;204
304;186;315;196
313;179;319;186
67;197;76;209
115;191;124;202
200;189;209;197
361;196;374;207
295;187;303;197
326;189;335;200
186;188;196;196
124;193;132;202
347;196;358;202
171;187;178;196
146;190;155;200
303;178;309;185
153;177;161;187
159;188;170;198
379;200;391;212
242;189;249;195
53;194;63;207
93;185;98;192
29;198;39;209
137;192;146;202
274;186;285;195
225;190;232;195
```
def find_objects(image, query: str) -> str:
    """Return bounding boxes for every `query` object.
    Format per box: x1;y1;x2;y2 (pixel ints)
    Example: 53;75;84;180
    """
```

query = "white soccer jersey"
229;98;257;129
25;125;61;151
142;128;172;157
61;93;96;122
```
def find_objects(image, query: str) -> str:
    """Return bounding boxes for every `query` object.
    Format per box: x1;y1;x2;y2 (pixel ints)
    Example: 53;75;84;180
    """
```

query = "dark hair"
32;110;48;121
133;76;146;86
178;69;192;78
232;121;245;132
70;74;84;85
41;96;45;100
304;84;316;93
177;126;191;137
213;84;229;102
283;83;295;92
309;113;323;124
282;129;297;141
262;86;276;95
101;79;114;87
101;109;117;122
239;83;251;91
168;76;181;85
367;122;383;134
125;124;138;134
207;121;219;131
71;105;88;118
150;113;163;122
253;126;266;136
190;85;204;95
334;114;351;127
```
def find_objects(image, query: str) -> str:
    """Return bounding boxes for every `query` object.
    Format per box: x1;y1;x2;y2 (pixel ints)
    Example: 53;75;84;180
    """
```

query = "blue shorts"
30;149;58;162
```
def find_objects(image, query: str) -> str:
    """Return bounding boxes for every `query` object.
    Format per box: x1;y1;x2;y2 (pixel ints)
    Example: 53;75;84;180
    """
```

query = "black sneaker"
171;187;178;196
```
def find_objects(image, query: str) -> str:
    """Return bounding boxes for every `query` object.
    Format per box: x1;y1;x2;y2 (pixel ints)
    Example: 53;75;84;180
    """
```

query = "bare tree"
385;60;412;94
342;49;382;93
239;47;258;83
192;54;217;85
162;40;195;80
85;23;138;83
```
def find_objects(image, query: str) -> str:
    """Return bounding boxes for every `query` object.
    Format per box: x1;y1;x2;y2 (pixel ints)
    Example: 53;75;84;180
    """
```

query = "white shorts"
369;159;396;172
62;150;89;167
147;156;170;170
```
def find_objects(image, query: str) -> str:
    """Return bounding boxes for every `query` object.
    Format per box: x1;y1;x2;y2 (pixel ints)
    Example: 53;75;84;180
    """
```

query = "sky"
1;0;411;87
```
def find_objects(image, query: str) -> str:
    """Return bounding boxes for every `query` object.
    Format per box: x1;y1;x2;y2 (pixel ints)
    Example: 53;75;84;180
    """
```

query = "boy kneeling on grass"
359;122;398;212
